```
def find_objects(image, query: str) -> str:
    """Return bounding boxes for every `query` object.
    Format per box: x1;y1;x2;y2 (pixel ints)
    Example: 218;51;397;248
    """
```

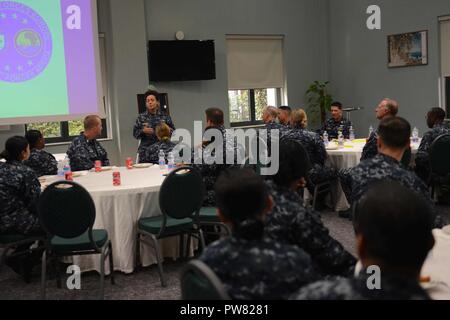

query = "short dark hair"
331;102;343;110
279;106;292;114
354;181;434;269
25;130;43;149
378;117;411;149
0;136;29;162
144;90;160;102
428;107;446;122
205;108;224;126
272;139;311;187
215;168;269;224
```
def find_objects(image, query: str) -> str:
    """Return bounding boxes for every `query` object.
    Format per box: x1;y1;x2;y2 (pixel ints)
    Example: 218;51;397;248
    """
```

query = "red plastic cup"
95;160;102;172
126;157;133;169
65;171;73;181
113;171;121;186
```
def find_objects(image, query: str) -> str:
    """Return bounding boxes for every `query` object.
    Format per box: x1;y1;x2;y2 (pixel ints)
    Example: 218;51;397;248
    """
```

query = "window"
25;34;109;143
227;35;285;126
439;16;450;116
229;88;280;127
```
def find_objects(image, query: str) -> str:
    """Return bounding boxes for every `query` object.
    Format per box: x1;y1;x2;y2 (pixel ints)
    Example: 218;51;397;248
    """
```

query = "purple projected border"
61;0;98;115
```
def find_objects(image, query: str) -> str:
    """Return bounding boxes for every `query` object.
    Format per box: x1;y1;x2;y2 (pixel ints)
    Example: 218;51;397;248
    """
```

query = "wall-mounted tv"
148;40;216;81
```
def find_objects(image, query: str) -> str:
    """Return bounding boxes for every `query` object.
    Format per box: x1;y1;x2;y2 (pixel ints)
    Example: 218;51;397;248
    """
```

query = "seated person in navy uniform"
67;115;110;171
265;139;357;277
361;98;398;161
200;168;317;300
134;90;175;160
320;102;352;139
292;181;434;300
140;123;177;164
343;117;444;228
277;106;292;127
193;108;242;206
23;130;57;177
415;107;450;182
282;109;337;196
261;106;289;154
0;136;43;282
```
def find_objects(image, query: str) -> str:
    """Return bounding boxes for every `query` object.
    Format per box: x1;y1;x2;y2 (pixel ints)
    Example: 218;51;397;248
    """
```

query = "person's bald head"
262;106;278;124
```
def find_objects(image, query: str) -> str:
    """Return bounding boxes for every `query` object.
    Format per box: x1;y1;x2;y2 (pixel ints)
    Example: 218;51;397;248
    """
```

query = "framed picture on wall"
388;30;428;68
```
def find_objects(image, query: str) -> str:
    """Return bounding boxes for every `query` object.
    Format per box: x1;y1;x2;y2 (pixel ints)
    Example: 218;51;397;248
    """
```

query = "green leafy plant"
306;81;333;126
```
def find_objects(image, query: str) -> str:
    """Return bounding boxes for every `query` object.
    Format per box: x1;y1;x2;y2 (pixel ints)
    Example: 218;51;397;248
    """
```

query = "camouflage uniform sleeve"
415;131;433;167
133;115;146;140
98;143;110;166
314;133;327;166
165;115;176;131
21;168;41;215
292;207;357;276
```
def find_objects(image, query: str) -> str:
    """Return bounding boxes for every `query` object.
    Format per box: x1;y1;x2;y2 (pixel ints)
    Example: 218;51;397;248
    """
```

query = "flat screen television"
148;40;216;81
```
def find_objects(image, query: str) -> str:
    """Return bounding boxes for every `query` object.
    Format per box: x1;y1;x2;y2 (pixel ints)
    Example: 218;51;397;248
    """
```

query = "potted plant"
306;81;333;126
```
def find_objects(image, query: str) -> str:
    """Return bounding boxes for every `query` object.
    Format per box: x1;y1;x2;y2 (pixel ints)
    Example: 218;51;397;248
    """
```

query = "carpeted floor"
1;206;448;300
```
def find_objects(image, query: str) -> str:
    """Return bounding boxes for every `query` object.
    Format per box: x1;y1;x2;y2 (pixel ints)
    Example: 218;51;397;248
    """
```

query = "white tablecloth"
421;227;450;300
326;140;420;211
43;166;189;274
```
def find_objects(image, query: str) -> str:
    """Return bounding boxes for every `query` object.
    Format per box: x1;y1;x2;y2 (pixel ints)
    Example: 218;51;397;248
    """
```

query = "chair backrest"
400;147;412;169
181;260;230;300
38;181;96;239
429;134;450;175
159;166;205;220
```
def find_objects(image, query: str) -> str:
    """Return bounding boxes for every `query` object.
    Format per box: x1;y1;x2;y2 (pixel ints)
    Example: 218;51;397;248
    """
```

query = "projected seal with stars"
0;1;53;83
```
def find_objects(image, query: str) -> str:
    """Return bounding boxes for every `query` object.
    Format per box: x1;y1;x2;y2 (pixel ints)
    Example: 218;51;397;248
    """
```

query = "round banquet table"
325;139;421;211
41;165;191;274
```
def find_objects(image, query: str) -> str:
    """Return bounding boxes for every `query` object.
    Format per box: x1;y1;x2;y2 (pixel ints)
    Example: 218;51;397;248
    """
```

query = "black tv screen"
148;40;216;81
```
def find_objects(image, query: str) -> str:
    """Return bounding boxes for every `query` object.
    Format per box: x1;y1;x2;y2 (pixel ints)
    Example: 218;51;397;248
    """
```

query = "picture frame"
388;30;428;68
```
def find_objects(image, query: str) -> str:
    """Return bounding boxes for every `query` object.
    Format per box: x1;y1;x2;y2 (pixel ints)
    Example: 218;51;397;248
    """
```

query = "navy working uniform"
200;221;317;300
361;130;378;161
264;180;357;277
67;134;110;172
415;123;450;181
140;140;177;164
0;160;41;234
345;153;445;228
321;118;353;140
133;110;175;160
282;126;337;192
24;149;58;177
291;271;430;300
193;125;243;206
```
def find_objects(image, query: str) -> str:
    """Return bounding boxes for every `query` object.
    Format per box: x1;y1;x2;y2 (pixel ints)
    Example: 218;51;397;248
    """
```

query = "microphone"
342;107;364;112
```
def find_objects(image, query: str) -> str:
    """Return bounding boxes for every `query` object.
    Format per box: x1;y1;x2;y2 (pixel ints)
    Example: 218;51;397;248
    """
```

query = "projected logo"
0;1;53;83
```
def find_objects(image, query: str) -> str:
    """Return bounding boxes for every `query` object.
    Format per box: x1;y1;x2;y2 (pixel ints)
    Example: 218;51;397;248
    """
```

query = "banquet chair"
137;166;206;287
429;134;450;200
181;259;230;300
196;207;231;239
38;181;115;300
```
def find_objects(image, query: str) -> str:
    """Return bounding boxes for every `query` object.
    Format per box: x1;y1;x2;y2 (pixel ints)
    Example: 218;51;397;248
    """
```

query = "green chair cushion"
51;230;108;253
198;207;220;223
138;216;193;235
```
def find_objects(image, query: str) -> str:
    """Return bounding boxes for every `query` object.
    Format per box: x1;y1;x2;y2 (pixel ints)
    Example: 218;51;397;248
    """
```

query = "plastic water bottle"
369;125;374;137
57;160;65;180
323;131;329;146
63;161;72;181
158;150;166;170
338;131;345;147
412;127;419;144
167;152;175;171
349;126;355;141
